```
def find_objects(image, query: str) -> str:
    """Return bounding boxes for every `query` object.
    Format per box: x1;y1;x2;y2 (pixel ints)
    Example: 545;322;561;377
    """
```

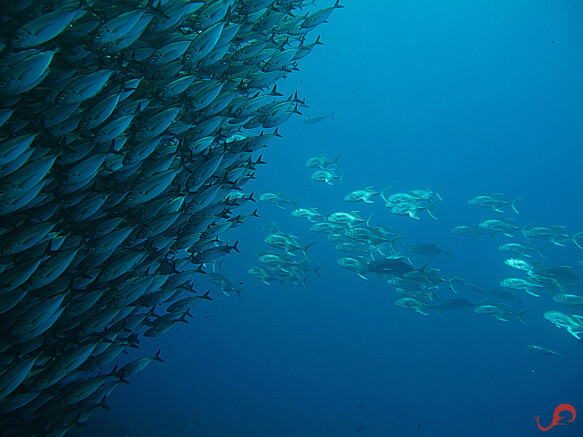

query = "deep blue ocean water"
76;1;583;435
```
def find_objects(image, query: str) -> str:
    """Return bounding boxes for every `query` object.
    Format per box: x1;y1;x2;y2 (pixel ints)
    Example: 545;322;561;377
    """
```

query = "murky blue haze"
77;1;583;436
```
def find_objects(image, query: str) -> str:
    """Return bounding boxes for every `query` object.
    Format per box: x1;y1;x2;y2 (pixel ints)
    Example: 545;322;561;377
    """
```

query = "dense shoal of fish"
255;153;583;359
0;0;343;435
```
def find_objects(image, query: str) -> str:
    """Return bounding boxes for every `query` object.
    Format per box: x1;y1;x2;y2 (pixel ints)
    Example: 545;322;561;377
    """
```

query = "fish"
207;270;244;300
0;50;56;96
311;168;342;185
544;311;583;340
305;153;342;169
436;298;476;314
504;258;534;273
264;232;316;259
368;258;430;278
301;111;335;124
474;301;528;324
10;8;79;49
114;350;164;382
259;192;301;209
326;211;370;227
390;199;438;220
553;293;583;309
498;242;547;258
301;0;344;29
499;278;543;297
522;224;569;246
479;218;519;237
468;194;522;214
526;345;567;361
337;256;369;280
310;222;346;236
450;225;495;239
530;262;580;285
394;297;438;316
410;244;452;259
344;186;378;203
291;207;322;222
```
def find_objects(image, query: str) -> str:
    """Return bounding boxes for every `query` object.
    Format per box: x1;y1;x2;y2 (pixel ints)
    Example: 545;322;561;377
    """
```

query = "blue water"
77;1;583;436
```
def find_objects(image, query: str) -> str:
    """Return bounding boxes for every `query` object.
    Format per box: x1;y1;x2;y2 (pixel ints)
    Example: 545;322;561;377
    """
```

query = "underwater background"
72;0;583;436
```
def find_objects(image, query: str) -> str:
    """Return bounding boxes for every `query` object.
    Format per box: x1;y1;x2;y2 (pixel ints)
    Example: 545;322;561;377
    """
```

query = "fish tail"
313;265;324;278
571;232;583;249
291;197;302;207
98;394;111;410
389;232;406;254
447;276;459;294
269;84;283;97
419;261;431;273
302;242;316;260
366;211;375;227
200;290;212;301
380;186;392;203
426;200;439;220
435;185;445;201
153;349;164;363
333;153;342;169
511;196;523;214
537;245;549;259
515;309;528;325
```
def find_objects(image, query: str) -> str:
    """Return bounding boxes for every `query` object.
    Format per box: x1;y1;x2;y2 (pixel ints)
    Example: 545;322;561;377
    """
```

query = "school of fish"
255;153;583;364
0;0;342;435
